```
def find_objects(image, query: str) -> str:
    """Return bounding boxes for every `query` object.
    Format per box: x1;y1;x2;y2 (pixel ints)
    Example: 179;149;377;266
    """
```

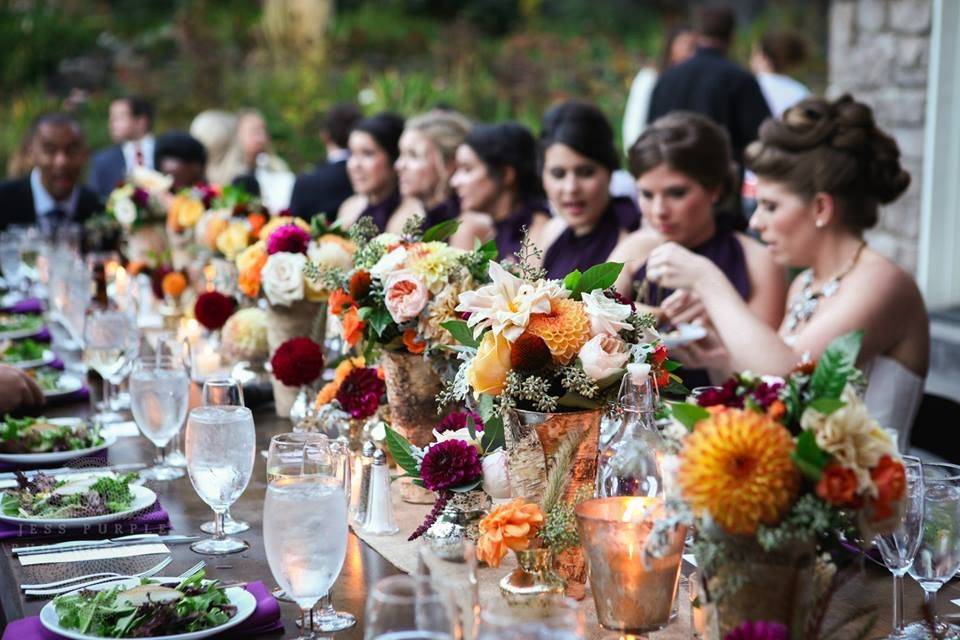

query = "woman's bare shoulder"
337;195;366;225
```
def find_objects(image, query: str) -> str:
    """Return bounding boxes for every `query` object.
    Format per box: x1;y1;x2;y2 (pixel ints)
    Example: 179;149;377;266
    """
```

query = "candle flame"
621;496;658;523
204;265;216;292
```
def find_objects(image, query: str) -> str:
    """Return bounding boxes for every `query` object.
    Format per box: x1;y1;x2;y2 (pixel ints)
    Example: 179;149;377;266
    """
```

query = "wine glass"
129;356;190;481
477;597;585;639
265;474;348;640
876;456;924;638
417;540;480;639
185;405;256;554
148;332;190;468
83;309;139;426
199;377;250;536
365;575;457;640
0;228;26;303
904;462;960;638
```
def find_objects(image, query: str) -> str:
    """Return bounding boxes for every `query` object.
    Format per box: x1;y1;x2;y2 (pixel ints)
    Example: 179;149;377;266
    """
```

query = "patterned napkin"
0;580;284;639
0;501;170;541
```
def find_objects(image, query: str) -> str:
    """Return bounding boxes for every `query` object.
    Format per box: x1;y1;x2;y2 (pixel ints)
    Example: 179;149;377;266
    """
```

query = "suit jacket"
288;159;353;222
0;176;103;232
87;145;127;200
647;47;772;165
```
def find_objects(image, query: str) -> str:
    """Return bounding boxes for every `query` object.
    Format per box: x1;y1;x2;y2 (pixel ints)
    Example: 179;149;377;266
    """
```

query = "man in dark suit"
87;96;155;200
289;103;361;222
0;113;102;234
647;5;771;167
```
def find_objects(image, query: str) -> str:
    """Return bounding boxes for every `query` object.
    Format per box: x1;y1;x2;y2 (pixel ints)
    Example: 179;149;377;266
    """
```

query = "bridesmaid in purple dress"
449;122;550;262
337;112;420;234
610;112;786;385
536;101;641;279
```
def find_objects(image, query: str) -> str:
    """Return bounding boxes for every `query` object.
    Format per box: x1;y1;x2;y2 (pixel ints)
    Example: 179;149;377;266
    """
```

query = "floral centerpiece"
658;331;906;639
107;167;173;230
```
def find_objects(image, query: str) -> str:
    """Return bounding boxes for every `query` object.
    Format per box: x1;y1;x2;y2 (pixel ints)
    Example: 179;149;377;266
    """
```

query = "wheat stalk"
540;430;585;514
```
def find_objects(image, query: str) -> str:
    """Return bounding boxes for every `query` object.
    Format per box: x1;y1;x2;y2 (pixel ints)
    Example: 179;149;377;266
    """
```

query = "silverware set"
22;559;206;597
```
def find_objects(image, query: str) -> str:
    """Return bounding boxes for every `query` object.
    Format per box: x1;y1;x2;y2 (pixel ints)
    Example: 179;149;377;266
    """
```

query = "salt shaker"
362;448;399;535
353;440;376;526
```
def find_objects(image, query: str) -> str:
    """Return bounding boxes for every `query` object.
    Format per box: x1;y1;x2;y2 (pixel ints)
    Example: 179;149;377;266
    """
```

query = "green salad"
27;366;64;392
1;338;46;363
53;571;237;637
1;472;138;519
0;313;43;333
0;415;103;454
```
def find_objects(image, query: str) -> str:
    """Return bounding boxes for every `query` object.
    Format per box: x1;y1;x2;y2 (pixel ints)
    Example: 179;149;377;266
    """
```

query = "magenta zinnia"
336;367;385;420
266;224;311;255
436;410;484;434
419;439;482;492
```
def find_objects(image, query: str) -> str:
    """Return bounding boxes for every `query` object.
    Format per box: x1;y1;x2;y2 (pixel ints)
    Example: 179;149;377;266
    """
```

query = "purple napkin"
0;581;283;639
0;500;170;541
0;448;107;474
44;385;90;408
2;298;43;314
31;327;52;343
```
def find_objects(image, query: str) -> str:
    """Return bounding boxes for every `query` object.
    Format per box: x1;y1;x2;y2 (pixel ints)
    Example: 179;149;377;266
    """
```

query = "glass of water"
478;597;585;639
83;309;139;426
199;377;250;536
905;462;960;638
265;474;349;640
186;405;256;555
129;356;190;481
365;574;456;640
876;456;924;638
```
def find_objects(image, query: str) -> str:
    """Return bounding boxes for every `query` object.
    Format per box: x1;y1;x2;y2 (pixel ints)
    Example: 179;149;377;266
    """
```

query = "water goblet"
83;309;139;426
876;456;924;638
129;356;189;481
199;377;250;535
265;474;349;640
185;405;256;554
478;597;585;639
365;575;457;640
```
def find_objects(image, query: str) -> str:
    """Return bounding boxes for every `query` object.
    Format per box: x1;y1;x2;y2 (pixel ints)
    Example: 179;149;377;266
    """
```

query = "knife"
12;534;201;556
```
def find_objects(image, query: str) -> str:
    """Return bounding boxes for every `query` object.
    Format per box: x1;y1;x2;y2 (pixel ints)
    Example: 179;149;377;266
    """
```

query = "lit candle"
195;344;222;377
177;318;203;347
575;496;686;635
203;264;216;292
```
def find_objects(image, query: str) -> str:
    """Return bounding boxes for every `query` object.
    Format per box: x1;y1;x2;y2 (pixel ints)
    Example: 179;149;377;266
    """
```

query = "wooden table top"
2;395;959;639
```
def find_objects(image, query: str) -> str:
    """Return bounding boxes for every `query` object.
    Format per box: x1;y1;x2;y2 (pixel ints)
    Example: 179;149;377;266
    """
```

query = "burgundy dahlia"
132;187;150;208
194;291;236;331
723;620;788;640
419;439;482;492
436;410;484;434
270;337;324;387
696;378;743;409
266;224;311;255
336;367;385;420
751;380;785;410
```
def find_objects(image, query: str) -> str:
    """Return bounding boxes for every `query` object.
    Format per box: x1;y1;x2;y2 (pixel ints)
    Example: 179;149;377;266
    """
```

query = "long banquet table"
1;395;959;638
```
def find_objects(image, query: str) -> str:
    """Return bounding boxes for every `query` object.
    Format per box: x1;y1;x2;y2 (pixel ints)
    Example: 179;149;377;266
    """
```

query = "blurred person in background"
87;96;155;200
232;109;293;210
290;102;361;222
154;130;207;193
189;110;243;186
337;112;420;234
0;113;102;234
751;30;811;117
0;365;44;413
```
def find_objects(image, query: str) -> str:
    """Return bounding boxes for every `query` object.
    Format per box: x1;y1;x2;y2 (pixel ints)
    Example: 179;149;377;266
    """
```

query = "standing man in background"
87;96;155;200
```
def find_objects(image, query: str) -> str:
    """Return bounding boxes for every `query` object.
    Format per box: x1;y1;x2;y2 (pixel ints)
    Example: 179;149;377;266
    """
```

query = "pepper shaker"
353;440;376;526
362;448;399;535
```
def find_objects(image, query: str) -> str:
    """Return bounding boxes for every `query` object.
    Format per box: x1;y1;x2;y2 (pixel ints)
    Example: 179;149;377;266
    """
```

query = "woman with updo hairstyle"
450;122;550;261
536;100;641;278
646;94;927;445
338;112;420;234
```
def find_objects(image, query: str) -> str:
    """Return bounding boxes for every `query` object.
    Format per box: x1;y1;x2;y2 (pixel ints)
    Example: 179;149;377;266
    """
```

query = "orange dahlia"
677;409;800;536
476;499;545;567
525;298;591;365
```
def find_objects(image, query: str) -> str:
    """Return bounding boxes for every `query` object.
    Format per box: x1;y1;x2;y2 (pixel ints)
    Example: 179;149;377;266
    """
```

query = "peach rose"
383;272;429;323
578;333;629;381
466;331;512;397
476;499;544;567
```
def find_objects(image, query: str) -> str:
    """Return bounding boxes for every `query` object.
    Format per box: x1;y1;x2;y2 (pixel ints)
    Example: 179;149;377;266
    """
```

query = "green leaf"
810;331;863;399
669;402;711;431
478;394;495;423
808;398;846;415
422;219;460;242
480;416;504;453
557;391;601;409
441;320;480;348
571;262;623;297
1;493;18;517
563;269;582;292
478;239;498;261
466;414;478;441
368;306;393;337
792;430;828;481
663;360;682;372
384;425;420;479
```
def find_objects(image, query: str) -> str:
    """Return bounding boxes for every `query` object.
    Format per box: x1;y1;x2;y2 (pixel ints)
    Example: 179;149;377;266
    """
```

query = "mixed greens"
1;338;47;363
27;366;66;392
0;472;137;519
53;571;237;637
0;415;103;454
0;313;43;333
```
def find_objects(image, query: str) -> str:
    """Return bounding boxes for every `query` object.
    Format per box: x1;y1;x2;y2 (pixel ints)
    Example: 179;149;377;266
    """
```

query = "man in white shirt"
87;96;156;200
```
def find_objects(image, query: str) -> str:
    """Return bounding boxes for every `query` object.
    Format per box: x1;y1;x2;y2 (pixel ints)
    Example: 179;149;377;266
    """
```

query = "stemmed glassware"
477;597;584;639
129;356;190;481
186;405;256;555
904;462;960;638
264;437;349;640
876;456;924;638
198;377;250;535
83;309;139;426
365;575;457;640
0;228;27;303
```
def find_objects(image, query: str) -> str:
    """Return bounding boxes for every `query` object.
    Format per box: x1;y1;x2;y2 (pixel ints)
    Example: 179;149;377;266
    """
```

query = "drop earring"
815;219;826;229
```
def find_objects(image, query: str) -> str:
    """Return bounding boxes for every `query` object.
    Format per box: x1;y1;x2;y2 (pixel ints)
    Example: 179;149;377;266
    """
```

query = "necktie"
133;142;144;167
43;208;66;240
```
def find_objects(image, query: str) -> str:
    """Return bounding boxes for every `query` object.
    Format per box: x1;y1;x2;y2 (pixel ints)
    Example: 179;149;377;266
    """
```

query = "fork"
20;556;173;591
23;557;175;597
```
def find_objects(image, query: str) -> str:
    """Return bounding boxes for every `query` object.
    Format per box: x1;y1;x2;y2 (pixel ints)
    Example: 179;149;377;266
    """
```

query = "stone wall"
828;0;932;273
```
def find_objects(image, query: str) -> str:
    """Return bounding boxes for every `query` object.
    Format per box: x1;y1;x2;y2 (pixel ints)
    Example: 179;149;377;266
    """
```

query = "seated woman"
394;109;484;248
646;95;927;445
611;112;786;388
538;101;641;278
450;122;550;261
337;112;420;234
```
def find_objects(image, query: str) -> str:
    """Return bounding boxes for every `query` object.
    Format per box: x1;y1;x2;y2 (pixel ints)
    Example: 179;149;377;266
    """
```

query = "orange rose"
476;499;545;568
247;212;267;239
403;330;426;354
342;307;365;347
869;455;907;520
349;270;372;300
816;464;860;506
329;288;355;315
236;242;268;298
766;399;786;421
203;216;229;250
161;272;188;298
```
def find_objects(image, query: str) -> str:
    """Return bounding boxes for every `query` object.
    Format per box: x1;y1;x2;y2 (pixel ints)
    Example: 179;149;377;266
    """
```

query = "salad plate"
0;417;115;465
0;474;156;528
0;315;44;340
660;322;708;349
39;574;256;640
34;370;84;399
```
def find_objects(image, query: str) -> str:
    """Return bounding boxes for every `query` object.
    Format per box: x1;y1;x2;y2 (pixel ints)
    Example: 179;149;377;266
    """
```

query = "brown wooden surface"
2;396;960;638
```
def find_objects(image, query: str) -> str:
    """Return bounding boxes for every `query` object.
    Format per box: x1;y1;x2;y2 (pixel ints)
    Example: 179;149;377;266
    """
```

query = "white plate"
661;322;708;349
42;373;84;399
0;323;44;340
40;578;256;640
7;348;56;370
0;483;156;528
0;418;116;465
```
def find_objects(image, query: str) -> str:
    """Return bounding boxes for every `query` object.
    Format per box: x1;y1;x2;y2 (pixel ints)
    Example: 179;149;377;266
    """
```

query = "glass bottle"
597;375;663;498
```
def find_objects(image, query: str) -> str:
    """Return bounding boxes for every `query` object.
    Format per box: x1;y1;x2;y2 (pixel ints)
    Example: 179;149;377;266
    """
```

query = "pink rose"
384;272;429;323
578;334;629;381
